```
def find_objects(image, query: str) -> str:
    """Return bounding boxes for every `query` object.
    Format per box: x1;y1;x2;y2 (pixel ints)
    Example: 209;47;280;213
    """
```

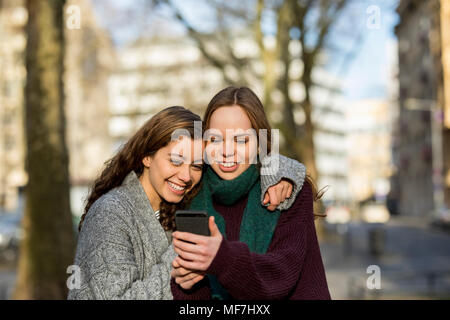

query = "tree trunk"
255;0;276;115
13;0;75;299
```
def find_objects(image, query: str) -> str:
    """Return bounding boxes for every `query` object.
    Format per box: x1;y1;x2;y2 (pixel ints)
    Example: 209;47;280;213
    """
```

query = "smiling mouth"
218;162;239;172
220;162;236;167
167;181;187;194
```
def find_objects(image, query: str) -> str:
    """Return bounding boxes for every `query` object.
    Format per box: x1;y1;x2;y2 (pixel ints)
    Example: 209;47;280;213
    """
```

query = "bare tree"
157;0;350;182
280;0;348;181
14;0;75;299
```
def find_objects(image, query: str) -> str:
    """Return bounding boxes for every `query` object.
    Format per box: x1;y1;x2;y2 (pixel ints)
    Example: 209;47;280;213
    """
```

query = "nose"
177;164;192;183
222;139;235;159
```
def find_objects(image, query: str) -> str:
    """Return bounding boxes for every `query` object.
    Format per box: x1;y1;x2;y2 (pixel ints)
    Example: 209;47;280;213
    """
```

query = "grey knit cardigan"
67;154;306;300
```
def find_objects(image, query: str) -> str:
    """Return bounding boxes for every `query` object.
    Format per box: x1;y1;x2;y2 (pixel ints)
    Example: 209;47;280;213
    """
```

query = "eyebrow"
207;133;251;138
169;153;203;164
206;133;222;138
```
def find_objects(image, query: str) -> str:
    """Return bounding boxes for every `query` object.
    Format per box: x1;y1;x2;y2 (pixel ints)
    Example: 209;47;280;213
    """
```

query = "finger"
172;231;207;245
176;256;203;271
172;259;180;268
209;216;220;237
174;246;203;262
281;180;293;197
280;186;288;202
268;187;280;206
191;274;205;284
263;192;269;204
267;187;279;211
181;274;204;286
176;271;201;284
171;267;179;278
180;275;204;290
171;266;191;278
173;238;204;254
287;184;293;198
275;186;284;202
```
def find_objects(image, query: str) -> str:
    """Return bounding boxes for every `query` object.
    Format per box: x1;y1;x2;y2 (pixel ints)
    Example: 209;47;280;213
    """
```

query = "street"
1;216;450;300
321;217;450;299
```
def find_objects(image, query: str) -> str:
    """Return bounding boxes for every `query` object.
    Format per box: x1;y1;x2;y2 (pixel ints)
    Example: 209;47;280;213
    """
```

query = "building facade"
0;0;115;216
394;0;450;218
107;36;226;150
347;99;394;204
0;0;27;211
65;0;115;186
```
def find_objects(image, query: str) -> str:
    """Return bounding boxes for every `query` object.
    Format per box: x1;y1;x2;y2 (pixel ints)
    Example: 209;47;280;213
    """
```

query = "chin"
212;164;248;180
218;172;240;180
164;194;184;204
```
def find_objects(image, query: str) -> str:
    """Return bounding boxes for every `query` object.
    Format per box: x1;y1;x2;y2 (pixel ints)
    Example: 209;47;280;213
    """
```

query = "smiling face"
139;136;204;210
206;105;258;180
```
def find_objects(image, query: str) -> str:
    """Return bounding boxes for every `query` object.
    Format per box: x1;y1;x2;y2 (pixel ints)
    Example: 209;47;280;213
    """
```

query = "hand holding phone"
172;214;223;272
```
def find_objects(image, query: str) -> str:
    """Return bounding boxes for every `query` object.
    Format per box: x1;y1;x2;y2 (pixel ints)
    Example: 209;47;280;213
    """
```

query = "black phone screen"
175;210;210;236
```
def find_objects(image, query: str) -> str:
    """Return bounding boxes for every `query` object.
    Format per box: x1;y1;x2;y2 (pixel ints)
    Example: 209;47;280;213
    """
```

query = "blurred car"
0;213;23;261
325;205;352;224
361;203;390;223
324;205;352;235
431;207;450;231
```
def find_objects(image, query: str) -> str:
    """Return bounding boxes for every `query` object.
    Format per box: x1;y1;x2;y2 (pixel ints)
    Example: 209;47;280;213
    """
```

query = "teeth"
221;162;236;167
168;181;186;191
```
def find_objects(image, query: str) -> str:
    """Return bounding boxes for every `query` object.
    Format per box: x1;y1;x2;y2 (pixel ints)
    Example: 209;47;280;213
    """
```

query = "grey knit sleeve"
67;199;176;300
259;153;306;211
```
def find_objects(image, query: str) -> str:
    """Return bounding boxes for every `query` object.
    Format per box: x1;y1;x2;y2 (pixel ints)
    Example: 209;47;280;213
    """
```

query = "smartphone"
175;210;210;236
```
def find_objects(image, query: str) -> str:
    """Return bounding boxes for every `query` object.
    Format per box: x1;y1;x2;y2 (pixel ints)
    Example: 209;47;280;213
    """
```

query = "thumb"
263;192;269;204
209;216;220;237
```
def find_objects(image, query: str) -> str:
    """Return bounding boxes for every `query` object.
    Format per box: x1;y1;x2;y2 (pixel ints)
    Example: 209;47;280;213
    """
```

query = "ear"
142;156;151;168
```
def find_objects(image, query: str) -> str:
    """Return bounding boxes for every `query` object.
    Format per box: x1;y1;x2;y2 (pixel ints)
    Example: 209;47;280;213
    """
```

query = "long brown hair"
204;86;326;218
79;106;203;232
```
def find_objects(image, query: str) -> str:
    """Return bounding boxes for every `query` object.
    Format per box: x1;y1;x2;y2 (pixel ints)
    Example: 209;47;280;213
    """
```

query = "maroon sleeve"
291;210;331;299
170;276;211;300
206;182;331;300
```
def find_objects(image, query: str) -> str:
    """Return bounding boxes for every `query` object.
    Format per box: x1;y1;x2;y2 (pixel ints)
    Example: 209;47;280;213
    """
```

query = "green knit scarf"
188;165;281;299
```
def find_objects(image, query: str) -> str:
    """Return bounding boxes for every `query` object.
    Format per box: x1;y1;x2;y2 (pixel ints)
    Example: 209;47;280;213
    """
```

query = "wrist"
206;236;231;275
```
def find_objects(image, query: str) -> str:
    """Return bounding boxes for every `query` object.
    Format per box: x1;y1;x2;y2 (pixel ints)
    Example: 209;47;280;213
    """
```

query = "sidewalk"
0;267;15;300
320;217;450;299
1;217;449;300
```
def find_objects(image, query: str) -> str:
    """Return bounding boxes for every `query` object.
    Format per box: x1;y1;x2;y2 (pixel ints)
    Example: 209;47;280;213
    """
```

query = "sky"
341;0;400;100
92;0;400;103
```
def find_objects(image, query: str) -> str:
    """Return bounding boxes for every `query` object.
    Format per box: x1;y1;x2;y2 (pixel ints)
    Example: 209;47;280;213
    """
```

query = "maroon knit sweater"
171;181;331;300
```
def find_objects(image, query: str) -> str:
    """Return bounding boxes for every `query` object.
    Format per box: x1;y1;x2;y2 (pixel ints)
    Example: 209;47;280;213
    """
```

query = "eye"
235;137;248;144
210;136;222;143
191;164;203;171
170;158;183;166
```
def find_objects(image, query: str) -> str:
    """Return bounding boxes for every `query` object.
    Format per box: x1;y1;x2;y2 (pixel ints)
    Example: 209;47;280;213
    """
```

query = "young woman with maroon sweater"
170;86;331;300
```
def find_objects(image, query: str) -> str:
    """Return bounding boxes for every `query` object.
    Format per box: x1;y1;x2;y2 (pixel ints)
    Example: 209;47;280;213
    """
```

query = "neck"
138;172;161;212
